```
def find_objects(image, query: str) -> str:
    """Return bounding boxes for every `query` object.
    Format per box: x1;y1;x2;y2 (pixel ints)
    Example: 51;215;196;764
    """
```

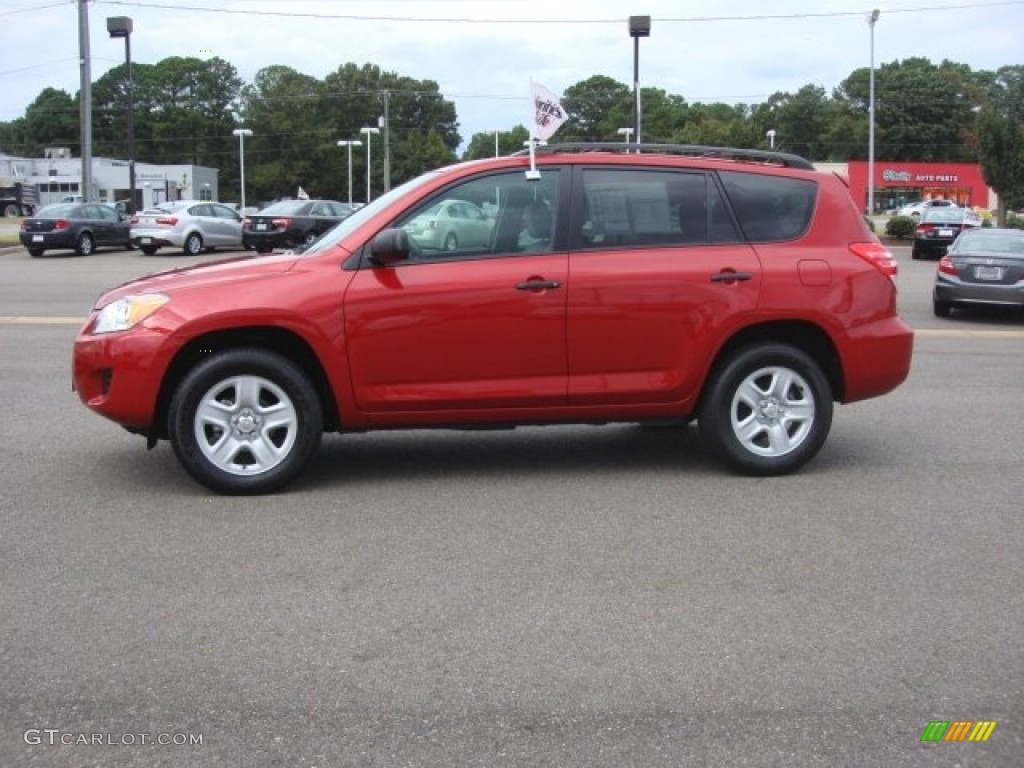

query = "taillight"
272;217;292;228
915;223;934;236
129;216;139;224
19;220;28;231
241;217;251;231
937;256;957;276
54;219;70;231
849;241;898;280
155;216;178;226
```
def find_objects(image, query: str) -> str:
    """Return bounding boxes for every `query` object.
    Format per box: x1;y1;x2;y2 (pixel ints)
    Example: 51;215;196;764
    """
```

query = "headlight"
92;293;169;334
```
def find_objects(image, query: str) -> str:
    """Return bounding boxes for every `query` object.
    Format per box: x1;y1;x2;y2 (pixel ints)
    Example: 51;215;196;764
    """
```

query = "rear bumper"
934;276;1024;307
838;316;914;403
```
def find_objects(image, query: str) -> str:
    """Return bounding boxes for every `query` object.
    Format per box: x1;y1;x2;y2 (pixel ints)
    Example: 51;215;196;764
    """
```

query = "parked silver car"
402;199;494;252
130;200;244;255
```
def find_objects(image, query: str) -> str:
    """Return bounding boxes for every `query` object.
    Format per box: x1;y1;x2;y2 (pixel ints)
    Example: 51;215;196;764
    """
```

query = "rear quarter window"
719;171;817;242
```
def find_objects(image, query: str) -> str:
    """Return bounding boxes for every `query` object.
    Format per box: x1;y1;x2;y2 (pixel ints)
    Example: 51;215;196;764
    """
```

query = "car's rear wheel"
444;232;458;251
28;247;44;257
933;300;952;318
4;203;20;217
303;231;318;247
140;245;158;255
256;246;273;254
169;349;323;495
75;232;94;256
183;232;203;256
699;344;832;476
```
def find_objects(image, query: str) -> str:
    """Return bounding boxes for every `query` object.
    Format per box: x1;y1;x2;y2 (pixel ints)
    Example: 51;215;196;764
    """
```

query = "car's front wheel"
140;245;158;255
699;344;832;476
933;299;952;318
168;349;324;494
444;232;458;251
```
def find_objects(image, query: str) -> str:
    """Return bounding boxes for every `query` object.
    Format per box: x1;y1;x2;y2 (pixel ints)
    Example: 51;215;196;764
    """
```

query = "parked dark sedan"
911;208;982;259
933;228;1024;317
242;199;354;253
20;203;132;257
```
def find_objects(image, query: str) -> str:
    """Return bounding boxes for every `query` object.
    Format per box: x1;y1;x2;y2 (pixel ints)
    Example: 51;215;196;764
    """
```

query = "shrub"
1005;215;1024;230
885;215;917;239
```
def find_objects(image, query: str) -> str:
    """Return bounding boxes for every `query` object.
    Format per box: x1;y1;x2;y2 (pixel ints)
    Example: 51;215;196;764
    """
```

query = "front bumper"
73;321;172;429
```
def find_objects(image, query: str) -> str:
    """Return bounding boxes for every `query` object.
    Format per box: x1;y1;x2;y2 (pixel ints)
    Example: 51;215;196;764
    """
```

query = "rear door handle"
710;270;753;283
516;279;562;291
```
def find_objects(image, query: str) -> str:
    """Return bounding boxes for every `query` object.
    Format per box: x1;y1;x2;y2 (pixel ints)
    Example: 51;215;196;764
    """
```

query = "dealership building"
0;148;218;210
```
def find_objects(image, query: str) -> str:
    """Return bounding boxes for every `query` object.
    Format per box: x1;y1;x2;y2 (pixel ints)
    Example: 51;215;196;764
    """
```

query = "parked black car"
911;208;982;259
242;199;355;253
19;203;132;257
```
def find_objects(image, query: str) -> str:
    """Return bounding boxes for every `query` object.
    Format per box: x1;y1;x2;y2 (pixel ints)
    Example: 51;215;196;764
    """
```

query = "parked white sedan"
130;201;244;255
897;199;959;218
403;199;494;252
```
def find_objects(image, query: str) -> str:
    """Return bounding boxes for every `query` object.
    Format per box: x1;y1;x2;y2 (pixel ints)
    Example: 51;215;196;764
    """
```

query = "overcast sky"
2;0;1022;149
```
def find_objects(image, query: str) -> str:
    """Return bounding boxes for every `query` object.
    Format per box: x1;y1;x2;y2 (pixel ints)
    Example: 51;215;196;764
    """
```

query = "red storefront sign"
847;161;989;211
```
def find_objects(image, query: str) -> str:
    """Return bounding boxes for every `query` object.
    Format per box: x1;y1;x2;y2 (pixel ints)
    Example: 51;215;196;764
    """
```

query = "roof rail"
512;142;815;171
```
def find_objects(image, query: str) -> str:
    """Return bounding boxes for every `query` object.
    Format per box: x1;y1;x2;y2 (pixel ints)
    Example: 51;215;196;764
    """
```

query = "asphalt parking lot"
1;242;1022;766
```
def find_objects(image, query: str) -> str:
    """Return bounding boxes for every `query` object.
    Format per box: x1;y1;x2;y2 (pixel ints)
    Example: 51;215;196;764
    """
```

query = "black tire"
698;344;833;476
933;300;952;318
910;247;920;260
3;203;20;217
303;231;318;247
183;232;203;256
28;247;44;257
168;348;323;495
75;232;94;256
443;232;458;251
256;246;273;254
140;245;158;255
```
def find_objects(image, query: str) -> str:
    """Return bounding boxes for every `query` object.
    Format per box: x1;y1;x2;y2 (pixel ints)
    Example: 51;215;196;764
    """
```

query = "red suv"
73;144;913;494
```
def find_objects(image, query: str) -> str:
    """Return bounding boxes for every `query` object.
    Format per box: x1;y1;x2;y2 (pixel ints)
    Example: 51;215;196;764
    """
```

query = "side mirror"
369;228;414;266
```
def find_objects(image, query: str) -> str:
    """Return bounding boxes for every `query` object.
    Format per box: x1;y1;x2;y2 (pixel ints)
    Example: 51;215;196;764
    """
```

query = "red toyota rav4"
73;144;913;494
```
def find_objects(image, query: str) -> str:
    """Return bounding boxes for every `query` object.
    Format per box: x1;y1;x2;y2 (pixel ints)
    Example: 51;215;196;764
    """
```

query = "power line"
95;0;1024;23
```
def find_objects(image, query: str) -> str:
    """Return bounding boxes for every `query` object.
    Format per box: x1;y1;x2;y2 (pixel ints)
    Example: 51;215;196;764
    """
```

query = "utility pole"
78;0;94;201
382;90;391;193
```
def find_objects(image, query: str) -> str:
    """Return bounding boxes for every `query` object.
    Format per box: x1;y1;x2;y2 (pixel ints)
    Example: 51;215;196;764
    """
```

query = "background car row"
18;198;355;257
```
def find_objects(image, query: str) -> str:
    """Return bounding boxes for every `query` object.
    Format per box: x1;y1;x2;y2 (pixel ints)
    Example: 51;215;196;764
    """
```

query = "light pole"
867;9;880;216
617;127;634;144
490;129;501;157
106;15;135;212
766;129;777;149
360;126;380;203
336;139;362;206
628;15;651;146
232;128;253;212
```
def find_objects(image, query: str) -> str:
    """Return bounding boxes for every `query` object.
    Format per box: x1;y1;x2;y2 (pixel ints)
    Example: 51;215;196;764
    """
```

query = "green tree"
561;76;632;141
461;125;529;160
14;88;79;157
977;65;1024;224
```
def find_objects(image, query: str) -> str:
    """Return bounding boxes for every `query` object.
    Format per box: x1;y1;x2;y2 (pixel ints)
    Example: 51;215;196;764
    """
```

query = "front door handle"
516;279;562;291
710;270;753;283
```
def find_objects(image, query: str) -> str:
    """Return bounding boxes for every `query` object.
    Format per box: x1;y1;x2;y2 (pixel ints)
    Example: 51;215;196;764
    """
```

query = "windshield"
301;170;444;255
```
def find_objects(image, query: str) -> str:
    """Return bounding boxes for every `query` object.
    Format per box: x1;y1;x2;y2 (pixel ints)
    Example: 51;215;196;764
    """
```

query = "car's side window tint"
719;171;817;242
580;169;731;249
393;170;561;261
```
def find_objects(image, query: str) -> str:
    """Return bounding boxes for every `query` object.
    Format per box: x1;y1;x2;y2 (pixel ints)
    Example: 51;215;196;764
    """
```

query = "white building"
0;148;219;210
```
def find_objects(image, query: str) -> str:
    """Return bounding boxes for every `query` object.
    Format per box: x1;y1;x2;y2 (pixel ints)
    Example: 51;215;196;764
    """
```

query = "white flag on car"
297;186;310;200
530;81;568;142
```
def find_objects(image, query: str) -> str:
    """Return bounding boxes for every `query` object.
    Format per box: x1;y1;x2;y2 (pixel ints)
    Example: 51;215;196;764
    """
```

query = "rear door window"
574;168;740;250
